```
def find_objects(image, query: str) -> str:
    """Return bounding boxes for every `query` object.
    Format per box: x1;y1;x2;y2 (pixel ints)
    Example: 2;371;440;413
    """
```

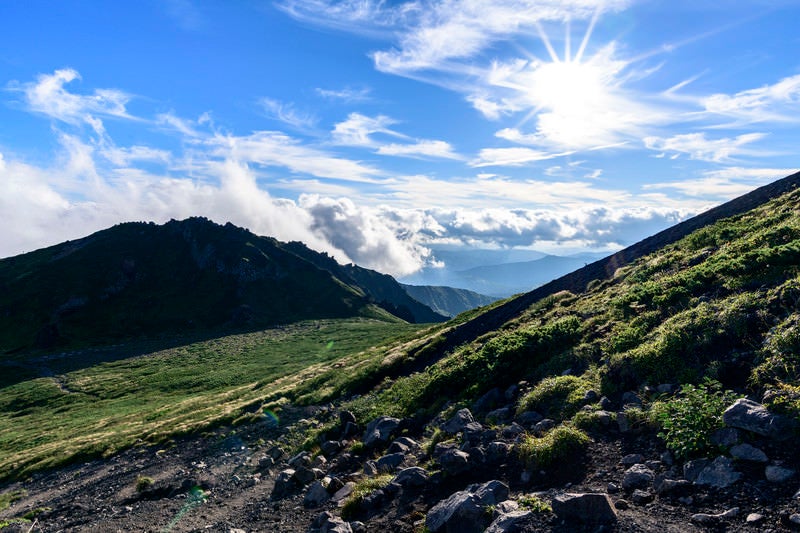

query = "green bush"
517;375;594;420
652;380;738;460
516;425;590;469
341;474;394;519
135;476;154;492
517;494;552;513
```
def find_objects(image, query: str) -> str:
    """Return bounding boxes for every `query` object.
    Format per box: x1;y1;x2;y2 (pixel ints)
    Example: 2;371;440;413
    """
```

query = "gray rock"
600;396;613;410
621;391;642;406
622;464;654;491
363;460;378;476
746;513;765;524
614;499;629;510
723;398;795;440
790;514;800;526
339;410;357;425
690;507;739;526
363;416;400;447
294;465;317;485
730;443;768;463
271;469;300;499
551;493;617;525
440;449;470;476
630;489;653;505
332;481;355;503
533;419;555;435
504;384;519;401
393;466;429;488
502;422;525;439
621;453;644;466
341;421;359;439
484;510;533;533
660;451;674;466
304;479;331;508
442;408;475;434
473;388;503;413
376;452;406;472
486;441;511;464
683;458;710;482
653;477;691;496
616;412;630;433
321;440;342;457
583;389;599;402
710;427;741;447
486;407;513;423
694;456;741;488
765;464;795;482
267;444;285;460
257;455;275;470
312;511;353;533
515;411;543;427
425;480;510;533
288;451;311;468
495;500;519;514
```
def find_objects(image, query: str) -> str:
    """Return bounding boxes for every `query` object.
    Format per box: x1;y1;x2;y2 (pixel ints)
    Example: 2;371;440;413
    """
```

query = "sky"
1;0;799;278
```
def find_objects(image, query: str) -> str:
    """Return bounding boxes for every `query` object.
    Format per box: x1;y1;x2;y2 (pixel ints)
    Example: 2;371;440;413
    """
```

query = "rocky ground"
2;388;800;532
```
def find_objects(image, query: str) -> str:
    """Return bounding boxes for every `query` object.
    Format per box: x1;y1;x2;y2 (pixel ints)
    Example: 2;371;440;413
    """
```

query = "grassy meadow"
0;318;427;481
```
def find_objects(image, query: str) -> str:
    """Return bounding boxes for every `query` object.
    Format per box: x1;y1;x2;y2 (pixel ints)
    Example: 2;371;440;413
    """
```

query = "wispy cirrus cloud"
702;74;800;124
315;86;372;102
644;167;797;198
260;97;317;129
643;132;767;162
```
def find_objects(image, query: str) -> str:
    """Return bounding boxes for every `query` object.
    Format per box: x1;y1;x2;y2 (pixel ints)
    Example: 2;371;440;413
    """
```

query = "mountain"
5;171;800;531
401;283;499;317
400;249;608;296
0;217;445;352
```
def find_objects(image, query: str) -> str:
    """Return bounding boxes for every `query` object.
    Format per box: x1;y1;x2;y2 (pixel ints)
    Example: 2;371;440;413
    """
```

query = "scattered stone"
339;410;357;426
442;408;475;434
621;453;644;466
694;456;741;488
363;461;378;476
495;500;519;514
501;423;525;439
614;499;629;510
294;465;317;485
790;514;800;526
257;455;275;470
631;490;653;505
660;451;674;466
683;459;710;483
730;443;768;463
622;464;654;491
616;412;630;433
765;465;795;483
425;480;510;533
690;507;739;526
288;451;311;469
267;444;285;460
332;482;355;503
504;384;519;401
533;419;555;435
621;391;642;406
551;493;617;525
746;513;765;524
312;511;353;533
341;421;359;439
515;411;543;427
473;388;503;413
656;383;674;394
723;398;795;440
710;427;741;447
376;452;406;472
486;407;513;423
393;467;428;488
363;416;401;447
271;469;300;499
440;449;470;476
607;482;619;494
600;396;613;410
304;479;331;508
485;510;533;533
321;440;342;457
486;441;511;464
653;477;691;496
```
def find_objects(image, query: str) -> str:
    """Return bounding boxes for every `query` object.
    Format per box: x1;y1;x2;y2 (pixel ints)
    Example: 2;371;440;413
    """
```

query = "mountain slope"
0;217;443;352
401;283;499;317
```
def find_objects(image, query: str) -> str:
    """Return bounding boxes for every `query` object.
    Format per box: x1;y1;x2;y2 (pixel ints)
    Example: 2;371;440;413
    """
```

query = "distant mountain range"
400;250;609;297
0;217;451;351
401;284;499;317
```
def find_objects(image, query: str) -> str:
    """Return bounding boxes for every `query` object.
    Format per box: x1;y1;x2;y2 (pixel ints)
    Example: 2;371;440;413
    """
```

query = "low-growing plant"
516;425;590;469
518;494;552;513
135;475;154;492
652;379;738;459
517;375;595;420
0;489;25;511
341;474;394;520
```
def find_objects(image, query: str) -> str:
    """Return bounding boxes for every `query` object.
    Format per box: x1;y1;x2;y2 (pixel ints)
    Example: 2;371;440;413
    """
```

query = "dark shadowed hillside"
0;217;444;352
401;283;499;317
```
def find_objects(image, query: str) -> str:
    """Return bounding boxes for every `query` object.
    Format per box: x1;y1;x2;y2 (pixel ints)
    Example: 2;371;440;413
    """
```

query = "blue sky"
1;0;799;277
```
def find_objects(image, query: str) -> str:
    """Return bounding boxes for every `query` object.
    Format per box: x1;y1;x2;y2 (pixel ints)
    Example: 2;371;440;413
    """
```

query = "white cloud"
377;140;461;159
261;97;317;129
703;74;800;123
644;167;797;198
15;68;132;126
315;86;372;102
471;147;571;167
643;132;767;162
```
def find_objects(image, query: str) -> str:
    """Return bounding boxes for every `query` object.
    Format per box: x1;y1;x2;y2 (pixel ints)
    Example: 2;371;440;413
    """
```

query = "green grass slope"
284;171;800;424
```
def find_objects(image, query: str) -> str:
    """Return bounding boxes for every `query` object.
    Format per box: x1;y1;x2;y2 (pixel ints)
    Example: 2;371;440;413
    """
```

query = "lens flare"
263;409;280;427
161;486;206;532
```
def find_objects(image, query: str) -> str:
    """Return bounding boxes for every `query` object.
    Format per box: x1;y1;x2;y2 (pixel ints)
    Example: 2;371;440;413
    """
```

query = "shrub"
652;379;738;460
341;474;393;520
516;426;590;469
518;494;552;513
135;476;154;492
517;375;594;420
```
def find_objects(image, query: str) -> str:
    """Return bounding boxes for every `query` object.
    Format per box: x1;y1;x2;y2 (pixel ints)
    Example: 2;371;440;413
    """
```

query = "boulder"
621;453;644;466
439;449;470;476
288;451;312;468
621;464;654;491
765;465;795;483
723;398;795;440
694;456;741;488
486;407;513;423
294;465;317;485
363;416;401;447
311;511;353;533
425;480;510;533
653;476;692;496
516;411;543;427
442;408;475;434
486;441;511;464
375;452;406;473
271;469;300;499
683;459;710;482
551;493;617;525
730;443;768;463
331;481;355;503
484;510;533;533
472;388;503;413
710;427;741;447
630;489;653;505
690;507;739;526
393;466;429;488
304;479;331;508
321;440;342;457
533;419;555;435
